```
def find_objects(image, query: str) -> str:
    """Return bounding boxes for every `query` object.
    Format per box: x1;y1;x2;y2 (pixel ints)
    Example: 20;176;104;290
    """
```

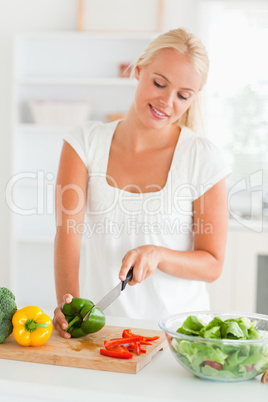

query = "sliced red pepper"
136;342;141;355
143;336;159;341
122;329;134;338
122;328;159;342
100;348;133;359
104;336;143;349
123;343;135;352
123;342;147;354
100;329;159;359
105;344;124;352
121;345;131;353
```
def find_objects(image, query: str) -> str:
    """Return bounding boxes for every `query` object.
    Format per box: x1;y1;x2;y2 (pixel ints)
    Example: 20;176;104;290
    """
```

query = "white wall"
162;0;200;33
0;0;198;288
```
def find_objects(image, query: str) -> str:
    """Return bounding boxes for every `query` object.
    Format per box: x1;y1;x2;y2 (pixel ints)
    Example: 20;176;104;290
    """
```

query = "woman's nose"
159;91;173;106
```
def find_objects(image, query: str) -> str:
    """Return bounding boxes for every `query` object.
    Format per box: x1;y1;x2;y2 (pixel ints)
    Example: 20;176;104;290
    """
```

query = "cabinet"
207;222;268;313
10;32;153;309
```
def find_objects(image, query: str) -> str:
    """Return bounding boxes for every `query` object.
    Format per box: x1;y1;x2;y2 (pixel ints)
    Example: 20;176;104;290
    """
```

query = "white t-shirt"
64;120;231;321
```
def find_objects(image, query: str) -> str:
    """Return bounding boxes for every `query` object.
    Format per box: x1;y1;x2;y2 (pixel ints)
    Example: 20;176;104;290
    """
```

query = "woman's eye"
153;80;164;88
178;93;188;100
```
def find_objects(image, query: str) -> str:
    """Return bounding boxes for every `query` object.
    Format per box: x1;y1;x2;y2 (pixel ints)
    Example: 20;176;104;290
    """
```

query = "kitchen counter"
0;315;267;402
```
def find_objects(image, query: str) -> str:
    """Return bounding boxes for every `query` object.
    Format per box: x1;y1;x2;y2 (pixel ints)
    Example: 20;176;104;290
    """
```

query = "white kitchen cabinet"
10;32;153;309
207;222;268;314
206;229;237;312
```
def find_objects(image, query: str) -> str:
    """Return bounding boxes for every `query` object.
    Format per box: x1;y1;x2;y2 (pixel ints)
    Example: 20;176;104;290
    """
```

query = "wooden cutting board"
0;326;167;374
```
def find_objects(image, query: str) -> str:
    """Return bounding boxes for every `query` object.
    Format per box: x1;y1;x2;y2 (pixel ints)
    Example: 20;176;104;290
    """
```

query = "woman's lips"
149;104;169;119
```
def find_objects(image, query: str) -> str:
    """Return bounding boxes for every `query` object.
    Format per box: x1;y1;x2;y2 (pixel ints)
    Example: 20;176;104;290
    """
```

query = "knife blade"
83;268;133;321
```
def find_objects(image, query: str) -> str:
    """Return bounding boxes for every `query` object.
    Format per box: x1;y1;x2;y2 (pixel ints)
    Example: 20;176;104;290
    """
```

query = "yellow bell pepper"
12;305;53;346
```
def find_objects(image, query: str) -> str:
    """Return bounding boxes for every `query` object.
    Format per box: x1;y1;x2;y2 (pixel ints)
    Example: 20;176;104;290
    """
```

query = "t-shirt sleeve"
189;136;231;200
63;120;104;171
63;125;89;169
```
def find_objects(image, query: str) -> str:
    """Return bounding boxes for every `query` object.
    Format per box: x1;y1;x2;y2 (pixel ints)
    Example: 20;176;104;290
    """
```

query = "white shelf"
15;31;157;39
16;77;137;86
16;123;72;133
15;236;54;244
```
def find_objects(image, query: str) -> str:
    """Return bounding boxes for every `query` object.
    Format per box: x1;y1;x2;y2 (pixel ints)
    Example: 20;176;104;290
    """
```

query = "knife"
83;268;133;321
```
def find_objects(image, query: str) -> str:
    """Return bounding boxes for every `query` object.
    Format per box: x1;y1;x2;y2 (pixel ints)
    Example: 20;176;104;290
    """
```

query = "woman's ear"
134;64;141;80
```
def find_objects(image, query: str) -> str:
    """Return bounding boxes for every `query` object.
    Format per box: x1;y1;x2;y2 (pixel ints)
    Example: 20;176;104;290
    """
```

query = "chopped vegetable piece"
100;328;159;359
122;328;159;342
104;336;143;348
100;348;133;359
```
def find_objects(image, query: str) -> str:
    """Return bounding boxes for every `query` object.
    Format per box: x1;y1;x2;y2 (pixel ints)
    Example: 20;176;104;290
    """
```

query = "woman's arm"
53;140;88;336
119;178;229;284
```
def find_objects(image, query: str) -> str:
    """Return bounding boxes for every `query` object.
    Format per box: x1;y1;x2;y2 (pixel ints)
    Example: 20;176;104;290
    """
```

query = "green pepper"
62;298;105;338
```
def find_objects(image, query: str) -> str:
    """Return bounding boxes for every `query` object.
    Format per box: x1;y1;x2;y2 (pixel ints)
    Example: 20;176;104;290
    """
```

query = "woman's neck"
116;105;180;153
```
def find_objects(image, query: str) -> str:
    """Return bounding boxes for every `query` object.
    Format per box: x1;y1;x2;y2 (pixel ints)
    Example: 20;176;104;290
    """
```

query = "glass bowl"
159;311;268;382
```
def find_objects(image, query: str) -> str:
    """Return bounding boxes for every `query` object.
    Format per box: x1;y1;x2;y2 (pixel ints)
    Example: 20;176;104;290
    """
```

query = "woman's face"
133;48;202;130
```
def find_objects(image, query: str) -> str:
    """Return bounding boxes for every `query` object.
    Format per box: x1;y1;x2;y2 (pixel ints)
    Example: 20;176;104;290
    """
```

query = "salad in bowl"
159;311;268;382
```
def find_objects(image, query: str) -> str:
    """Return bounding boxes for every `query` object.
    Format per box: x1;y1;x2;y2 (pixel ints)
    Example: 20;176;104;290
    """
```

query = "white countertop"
0;315;267;402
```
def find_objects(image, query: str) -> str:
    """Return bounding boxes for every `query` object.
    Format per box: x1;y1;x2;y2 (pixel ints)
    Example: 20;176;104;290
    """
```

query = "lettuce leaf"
221;321;245;339
199;317;223;339
176;315;204;336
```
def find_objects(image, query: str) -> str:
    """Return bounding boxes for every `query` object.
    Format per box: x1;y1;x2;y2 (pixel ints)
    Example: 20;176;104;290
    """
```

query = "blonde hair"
134;28;209;133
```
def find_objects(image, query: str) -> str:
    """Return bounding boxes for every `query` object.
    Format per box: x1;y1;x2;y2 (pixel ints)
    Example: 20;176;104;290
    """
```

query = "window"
200;0;268;189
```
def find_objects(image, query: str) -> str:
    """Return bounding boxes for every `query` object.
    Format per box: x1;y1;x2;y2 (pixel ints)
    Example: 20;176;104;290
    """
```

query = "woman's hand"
119;245;160;285
53;294;73;338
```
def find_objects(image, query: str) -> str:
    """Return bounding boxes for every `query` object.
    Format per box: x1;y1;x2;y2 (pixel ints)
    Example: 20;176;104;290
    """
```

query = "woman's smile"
149;104;169;119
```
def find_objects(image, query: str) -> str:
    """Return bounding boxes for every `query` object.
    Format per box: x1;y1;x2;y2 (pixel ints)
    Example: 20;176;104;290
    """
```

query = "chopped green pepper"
62;297;105;338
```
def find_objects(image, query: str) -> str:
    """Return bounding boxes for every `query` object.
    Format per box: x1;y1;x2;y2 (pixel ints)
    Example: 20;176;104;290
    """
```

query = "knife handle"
121;267;133;291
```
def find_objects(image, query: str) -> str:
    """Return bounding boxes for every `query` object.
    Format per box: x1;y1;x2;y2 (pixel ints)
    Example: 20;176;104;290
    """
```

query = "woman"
53;28;231;338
